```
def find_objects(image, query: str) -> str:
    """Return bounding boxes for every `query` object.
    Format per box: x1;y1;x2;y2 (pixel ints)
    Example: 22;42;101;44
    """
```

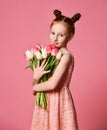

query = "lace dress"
31;56;78;130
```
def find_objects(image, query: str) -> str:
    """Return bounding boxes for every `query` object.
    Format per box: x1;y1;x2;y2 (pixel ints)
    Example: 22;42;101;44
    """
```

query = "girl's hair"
50;9;81;34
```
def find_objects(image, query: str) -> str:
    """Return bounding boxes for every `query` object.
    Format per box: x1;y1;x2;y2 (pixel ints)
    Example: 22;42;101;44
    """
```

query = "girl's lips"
53;43;59;45
51;43;60;47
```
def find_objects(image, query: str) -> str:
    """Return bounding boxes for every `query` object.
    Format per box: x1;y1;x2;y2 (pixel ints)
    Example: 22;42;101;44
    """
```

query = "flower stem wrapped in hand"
25;43;62;110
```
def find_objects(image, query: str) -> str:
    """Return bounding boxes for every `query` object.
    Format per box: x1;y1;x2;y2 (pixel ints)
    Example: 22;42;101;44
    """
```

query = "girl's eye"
51;32;55;35
59;34;64;37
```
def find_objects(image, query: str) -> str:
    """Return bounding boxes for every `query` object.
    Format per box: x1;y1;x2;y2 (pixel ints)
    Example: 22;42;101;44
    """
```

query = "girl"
31;9;81;130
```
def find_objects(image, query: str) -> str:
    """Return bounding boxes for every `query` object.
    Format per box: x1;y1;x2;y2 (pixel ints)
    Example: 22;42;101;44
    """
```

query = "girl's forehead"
51;22;68;32
51;22;66;27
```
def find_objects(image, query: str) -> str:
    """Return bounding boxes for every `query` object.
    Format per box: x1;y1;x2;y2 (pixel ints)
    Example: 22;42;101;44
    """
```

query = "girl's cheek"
50;37;53;41
50;35;53;40
59;37;65;42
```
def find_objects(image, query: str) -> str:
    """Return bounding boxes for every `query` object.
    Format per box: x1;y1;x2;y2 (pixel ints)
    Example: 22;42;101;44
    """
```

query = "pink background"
0;0;107;130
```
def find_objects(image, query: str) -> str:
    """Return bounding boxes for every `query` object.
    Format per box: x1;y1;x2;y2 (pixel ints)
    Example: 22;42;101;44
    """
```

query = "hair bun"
71;13;81;24
53;9;62;18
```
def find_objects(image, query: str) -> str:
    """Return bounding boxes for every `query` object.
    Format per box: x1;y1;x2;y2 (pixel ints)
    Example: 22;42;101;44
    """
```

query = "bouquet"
25;43;62;109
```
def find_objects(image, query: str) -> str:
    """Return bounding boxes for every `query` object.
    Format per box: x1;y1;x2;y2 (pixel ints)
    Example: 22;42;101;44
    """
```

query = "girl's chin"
50;43;59;46
50;43;63;48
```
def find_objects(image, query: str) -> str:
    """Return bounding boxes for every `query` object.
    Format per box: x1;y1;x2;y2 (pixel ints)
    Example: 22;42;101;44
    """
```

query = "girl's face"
50;22;72;48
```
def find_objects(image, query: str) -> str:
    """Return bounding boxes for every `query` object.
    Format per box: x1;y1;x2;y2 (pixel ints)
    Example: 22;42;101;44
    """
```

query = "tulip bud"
35;51;42;60
33;44;41;53
25;50;33;61
56;51;62;60
41;48;48;59
35;43;41;50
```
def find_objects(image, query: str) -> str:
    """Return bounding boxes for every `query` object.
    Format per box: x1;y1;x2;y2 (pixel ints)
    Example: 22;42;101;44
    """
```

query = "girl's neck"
59;47;69;54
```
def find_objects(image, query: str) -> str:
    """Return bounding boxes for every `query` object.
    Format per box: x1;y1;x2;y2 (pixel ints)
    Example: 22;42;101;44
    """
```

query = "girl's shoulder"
59;47;74;64
60;52;74;68
62;51;74;63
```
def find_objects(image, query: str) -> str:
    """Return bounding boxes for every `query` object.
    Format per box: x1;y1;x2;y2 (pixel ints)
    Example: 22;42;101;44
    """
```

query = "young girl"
31;9;81;130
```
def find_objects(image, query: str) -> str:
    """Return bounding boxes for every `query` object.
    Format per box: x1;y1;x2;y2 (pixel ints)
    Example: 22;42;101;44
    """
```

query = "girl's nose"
54;35;58;42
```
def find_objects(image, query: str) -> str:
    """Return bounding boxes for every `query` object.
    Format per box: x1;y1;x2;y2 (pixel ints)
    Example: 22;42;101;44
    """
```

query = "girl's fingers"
41;59;46;68
37;60;40;67
44;70;51;74
42;61;48;69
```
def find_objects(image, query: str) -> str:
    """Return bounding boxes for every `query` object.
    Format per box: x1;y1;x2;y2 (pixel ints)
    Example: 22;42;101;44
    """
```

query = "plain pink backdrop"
0;0;107;130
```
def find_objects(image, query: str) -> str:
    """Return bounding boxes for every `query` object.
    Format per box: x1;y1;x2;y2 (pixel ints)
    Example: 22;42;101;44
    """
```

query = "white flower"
31;48;34;54
35;51;42;60
56;51;62;60
25;50;33;61
41;48;48;59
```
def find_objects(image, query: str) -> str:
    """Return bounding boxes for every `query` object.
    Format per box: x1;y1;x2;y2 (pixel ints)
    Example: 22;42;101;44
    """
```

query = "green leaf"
29;61;33;71
40;92;47;109
33;55;38;67
36;92;41;106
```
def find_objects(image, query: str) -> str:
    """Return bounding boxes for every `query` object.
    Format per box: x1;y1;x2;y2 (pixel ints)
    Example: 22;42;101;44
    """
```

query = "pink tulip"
51;44;56;49
33;44;41;55
45;44;52;53
46;44;57;53
33;43;41;52
51;47;58;56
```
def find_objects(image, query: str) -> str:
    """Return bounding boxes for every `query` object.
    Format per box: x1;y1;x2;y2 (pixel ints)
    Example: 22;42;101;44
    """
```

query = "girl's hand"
33;59;50;82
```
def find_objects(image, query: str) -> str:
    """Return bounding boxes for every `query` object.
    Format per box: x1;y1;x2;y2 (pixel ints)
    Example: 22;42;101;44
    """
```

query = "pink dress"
31;57;78;130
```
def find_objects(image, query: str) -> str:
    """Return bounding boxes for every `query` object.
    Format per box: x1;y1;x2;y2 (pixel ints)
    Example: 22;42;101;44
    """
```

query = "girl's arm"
33;53;73;92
